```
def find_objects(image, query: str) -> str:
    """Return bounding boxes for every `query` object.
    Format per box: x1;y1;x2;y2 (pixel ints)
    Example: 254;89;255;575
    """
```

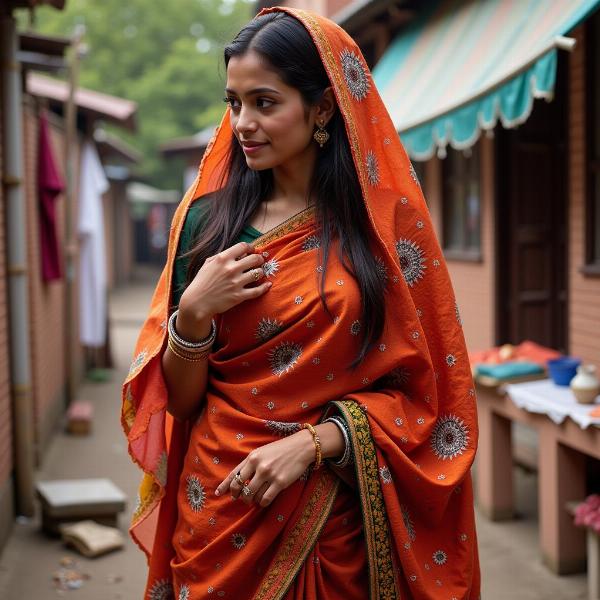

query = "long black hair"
186;12;385;367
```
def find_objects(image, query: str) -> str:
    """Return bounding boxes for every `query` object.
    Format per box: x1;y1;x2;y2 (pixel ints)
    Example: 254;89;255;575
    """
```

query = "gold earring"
313;120;329;148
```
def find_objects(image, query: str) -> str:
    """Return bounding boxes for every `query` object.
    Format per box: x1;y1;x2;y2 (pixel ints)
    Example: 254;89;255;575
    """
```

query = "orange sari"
122;7;480;599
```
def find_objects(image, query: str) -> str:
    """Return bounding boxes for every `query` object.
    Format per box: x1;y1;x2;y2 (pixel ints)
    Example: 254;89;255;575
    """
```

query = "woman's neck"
270;145;317;211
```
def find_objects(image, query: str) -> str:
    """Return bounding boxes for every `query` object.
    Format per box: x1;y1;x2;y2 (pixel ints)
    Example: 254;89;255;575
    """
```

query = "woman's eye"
223;96;240;109
257;98;274;109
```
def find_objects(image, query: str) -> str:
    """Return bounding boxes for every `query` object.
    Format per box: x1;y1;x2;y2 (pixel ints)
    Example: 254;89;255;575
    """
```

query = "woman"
122;7;480;599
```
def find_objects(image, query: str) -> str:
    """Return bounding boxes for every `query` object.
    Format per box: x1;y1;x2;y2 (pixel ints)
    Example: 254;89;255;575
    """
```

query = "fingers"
236;252;265;271
240;281;272;299
216;460;249;498
252;481;270;506
220;241;254;261
242;267;265;287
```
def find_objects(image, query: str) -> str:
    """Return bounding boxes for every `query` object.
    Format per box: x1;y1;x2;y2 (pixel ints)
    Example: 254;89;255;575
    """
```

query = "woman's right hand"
178;242;270;326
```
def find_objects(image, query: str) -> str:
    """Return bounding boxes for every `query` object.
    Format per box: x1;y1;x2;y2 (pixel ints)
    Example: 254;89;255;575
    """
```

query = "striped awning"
373;0;600;160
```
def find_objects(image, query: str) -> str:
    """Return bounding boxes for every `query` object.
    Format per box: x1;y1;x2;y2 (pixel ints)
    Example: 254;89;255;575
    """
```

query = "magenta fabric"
38;111;65;282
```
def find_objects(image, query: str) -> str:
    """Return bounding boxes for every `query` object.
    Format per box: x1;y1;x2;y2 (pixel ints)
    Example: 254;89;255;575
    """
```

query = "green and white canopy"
372;0;600;160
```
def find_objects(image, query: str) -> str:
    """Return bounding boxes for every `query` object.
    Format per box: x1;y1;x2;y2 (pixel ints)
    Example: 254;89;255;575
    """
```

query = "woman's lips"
242;142;268;154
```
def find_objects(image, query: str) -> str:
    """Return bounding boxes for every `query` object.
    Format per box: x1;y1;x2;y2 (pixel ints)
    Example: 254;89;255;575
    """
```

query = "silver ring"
242;485;253;497
234;472;244;486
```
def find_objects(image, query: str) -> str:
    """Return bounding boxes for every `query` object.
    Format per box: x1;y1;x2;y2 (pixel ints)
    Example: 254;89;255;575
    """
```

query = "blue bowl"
546;357;581;386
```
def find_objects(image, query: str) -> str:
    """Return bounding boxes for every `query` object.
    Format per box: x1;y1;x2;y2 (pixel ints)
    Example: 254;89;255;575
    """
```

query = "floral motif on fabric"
186;475;206;512
302;234;321;251
255;317;283;342
409;163;421;186
379;465;392;484
231;533;247;550
155;451;168;487
350;320;361;336
432;549;448;565
455;301;462;326
431;414;469;460
395;239;426;287
382;366;410;388
148;579;174;600
366;150;380;186
268;341;302;376
401;504;416;541
340;48;370;101
178;584;190;600
265;420;301;437
129;349;147;376
262;258;280;278
375;256;388;285
446;354;457;367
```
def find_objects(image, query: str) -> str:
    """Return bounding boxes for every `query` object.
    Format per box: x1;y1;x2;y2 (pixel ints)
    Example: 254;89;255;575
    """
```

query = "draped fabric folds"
121;7;480;599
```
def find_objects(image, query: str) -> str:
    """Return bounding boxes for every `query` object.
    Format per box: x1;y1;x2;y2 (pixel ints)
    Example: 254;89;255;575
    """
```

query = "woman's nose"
234;106;258;135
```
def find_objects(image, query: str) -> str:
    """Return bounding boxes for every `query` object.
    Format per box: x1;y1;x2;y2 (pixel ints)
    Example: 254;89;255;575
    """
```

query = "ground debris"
52;557;91;592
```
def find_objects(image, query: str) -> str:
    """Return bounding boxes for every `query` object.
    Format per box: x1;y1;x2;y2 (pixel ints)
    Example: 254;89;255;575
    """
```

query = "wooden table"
475;379;600;575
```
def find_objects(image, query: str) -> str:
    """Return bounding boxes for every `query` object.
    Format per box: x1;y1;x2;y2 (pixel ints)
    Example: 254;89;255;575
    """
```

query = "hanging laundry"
78;141;109;347
38;111;65;282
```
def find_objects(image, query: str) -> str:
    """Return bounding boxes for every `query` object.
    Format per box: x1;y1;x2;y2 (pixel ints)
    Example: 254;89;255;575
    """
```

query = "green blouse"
172;201;262;307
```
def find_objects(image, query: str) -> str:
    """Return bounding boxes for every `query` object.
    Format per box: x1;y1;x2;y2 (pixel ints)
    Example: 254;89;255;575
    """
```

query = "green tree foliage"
27;0;254;188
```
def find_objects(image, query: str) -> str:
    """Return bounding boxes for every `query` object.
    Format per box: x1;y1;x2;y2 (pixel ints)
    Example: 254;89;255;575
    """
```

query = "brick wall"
568;26;600;369
0;85;14;496
23;100;69;458
424;136;497;353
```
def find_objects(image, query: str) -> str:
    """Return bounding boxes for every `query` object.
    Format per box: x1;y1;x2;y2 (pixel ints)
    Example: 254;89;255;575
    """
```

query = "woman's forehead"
225;51;288;95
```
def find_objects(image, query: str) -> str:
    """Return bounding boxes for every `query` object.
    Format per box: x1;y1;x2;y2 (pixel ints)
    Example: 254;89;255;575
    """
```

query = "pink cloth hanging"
38;111;65;282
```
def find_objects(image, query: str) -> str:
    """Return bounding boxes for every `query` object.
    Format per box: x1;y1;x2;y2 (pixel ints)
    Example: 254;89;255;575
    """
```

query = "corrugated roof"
26;72;137;131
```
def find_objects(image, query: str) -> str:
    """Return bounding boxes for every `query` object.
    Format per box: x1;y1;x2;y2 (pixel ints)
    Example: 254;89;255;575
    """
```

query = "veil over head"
122;7;480;599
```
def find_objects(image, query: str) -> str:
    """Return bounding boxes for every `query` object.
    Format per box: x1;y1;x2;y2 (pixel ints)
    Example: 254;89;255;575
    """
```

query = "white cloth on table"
78;141;109;347
504;379;600;429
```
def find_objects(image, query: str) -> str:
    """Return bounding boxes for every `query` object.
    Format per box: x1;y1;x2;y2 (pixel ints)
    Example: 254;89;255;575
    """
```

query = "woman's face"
225;50;317;171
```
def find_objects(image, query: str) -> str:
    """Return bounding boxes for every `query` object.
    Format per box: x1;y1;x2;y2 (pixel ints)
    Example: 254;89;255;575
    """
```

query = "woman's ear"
315;87;337;126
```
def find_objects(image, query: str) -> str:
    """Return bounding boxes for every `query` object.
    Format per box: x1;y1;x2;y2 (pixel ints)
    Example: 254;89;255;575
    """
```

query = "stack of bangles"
167;309;217;362
322;415;353;468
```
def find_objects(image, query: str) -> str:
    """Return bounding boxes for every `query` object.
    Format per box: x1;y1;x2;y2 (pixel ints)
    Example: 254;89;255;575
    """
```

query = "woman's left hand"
215;429;315;507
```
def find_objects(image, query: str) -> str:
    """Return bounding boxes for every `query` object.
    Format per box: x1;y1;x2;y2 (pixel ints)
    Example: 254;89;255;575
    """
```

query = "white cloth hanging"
78;141;109;347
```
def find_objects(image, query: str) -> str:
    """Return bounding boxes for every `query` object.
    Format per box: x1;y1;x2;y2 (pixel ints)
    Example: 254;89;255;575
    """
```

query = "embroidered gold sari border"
254;468;339;600
253;206;316;249
334;400;398;600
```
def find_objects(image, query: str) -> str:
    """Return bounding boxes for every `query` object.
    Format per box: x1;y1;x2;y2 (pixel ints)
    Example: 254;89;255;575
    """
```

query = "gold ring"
253;269;261;281
234;472;244;486
242;485;253;497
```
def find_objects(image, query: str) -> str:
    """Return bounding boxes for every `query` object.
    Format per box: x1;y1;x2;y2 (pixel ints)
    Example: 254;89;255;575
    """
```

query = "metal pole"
1;14;35;517
63;28;83;404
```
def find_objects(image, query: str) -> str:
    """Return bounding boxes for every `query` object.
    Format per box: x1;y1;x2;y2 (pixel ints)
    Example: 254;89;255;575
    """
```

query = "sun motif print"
302;234;321;251
264;420;302;437
430;414;469;460
366;150;380;186
268;341;302;376
149;579;173;600
185;475;206;512
255;317;283;342
395;239;427;287
375;256;389;285
401;505;416;541
262;258;280;278
231;533;247;550
340;48;371;101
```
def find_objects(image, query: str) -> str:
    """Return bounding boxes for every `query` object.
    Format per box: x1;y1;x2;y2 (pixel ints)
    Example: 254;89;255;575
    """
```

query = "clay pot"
570;364;600;404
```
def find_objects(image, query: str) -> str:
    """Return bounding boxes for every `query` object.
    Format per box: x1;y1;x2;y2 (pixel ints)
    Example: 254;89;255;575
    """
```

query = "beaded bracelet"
322;416;353;468
168;309;216;356
302;423;322;470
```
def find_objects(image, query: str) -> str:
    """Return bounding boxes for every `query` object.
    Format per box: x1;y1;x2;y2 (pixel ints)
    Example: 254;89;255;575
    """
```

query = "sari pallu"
122;7;480;599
